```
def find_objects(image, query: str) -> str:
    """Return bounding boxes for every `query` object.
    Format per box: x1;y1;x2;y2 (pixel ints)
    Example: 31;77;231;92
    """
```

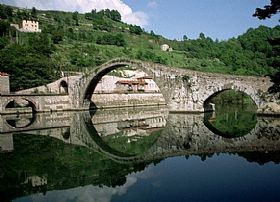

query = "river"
0;105;280;202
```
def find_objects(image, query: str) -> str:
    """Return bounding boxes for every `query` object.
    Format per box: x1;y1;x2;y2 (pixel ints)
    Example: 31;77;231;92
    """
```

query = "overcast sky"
1;0;279;40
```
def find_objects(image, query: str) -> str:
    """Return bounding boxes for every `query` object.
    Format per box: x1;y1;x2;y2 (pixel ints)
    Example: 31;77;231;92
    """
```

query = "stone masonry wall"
91;93;166;108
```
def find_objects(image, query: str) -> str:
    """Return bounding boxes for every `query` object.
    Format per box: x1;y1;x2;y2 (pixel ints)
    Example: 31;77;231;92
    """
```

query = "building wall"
143;78;160;92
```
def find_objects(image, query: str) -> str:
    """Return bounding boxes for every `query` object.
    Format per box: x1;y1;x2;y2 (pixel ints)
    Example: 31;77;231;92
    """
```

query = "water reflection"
5;113;35;128
0;106;280;201
204;104;257;138
92;107;167;155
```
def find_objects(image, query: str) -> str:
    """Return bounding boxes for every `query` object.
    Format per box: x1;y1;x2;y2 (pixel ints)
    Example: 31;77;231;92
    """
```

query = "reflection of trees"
237;151;280;165
185;153;215;161
204;90;257;138
186;152;280;165
204;104;257;138
0;134;152;202
102;129;162;155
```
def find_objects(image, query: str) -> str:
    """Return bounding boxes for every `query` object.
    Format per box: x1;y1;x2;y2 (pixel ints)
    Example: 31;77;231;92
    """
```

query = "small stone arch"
203;85;259;111
59;80;68;94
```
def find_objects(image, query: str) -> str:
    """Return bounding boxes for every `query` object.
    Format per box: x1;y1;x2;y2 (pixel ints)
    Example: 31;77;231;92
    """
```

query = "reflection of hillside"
0;134;152;202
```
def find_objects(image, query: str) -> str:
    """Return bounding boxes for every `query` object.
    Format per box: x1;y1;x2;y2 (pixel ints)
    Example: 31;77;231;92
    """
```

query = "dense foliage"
0;4;279;92
0;35;57;91
253;0;280;20
253;0;280;94
85;9;121;22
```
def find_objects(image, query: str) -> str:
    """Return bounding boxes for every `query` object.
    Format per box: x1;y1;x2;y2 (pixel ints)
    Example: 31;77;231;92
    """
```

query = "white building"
160;44;170;51
21;20;41;32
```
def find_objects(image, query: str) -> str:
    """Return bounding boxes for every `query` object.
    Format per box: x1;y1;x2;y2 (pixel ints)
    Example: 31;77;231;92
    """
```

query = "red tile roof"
116;80;147;85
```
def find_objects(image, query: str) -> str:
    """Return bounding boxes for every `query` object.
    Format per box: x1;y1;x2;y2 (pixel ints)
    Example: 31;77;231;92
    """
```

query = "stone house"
160;44;172;51
11;20;41;33
21;20;41;32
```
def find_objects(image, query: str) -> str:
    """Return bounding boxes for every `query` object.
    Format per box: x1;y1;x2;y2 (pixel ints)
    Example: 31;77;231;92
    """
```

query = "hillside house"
21;20;41;32
160;44;172;52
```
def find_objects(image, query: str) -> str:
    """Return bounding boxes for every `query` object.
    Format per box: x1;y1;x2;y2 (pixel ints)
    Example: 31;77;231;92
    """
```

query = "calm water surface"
0;105;280;202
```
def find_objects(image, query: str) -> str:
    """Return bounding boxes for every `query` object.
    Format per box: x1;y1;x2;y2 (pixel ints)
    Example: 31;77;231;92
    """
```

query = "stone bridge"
72;58;272;112
1;109;280;163
0;58;273;114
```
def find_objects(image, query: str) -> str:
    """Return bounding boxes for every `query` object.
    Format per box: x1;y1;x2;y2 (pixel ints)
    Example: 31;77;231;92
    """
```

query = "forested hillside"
0;4;279;91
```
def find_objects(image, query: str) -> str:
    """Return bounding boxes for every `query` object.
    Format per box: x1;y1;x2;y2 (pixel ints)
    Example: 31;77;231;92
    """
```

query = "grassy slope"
36;10;230;74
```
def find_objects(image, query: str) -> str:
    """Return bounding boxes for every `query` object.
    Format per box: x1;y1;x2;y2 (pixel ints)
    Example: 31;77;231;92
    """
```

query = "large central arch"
80;59;167;109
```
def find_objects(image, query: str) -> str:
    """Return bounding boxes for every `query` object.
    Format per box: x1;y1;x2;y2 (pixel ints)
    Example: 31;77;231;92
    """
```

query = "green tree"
51;30;64;44
253;0;280;20
110;10;121;21
72;11;79;26
253;1;280;94
31;7;37;19
0;4;13;19
0;44;57;91
129;25;143;35
0;20;9;36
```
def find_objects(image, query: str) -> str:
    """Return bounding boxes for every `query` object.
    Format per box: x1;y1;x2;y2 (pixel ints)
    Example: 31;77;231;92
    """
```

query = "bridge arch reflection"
1;107;279;162
82;107;169;161
203;111;257;138
203;89;258;138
